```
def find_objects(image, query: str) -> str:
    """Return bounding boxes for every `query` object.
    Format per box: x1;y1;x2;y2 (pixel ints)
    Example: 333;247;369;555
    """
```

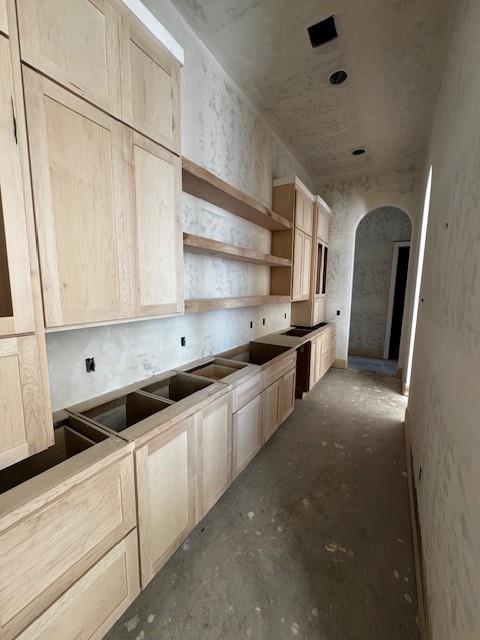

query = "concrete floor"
348;356;399;375
107;368;418;640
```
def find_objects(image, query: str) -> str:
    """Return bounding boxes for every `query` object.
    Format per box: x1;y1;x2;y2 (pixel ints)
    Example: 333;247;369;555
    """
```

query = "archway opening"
348;206;412;374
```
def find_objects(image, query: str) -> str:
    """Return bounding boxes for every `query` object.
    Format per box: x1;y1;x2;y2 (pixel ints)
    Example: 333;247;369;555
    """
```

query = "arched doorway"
348;206;412;373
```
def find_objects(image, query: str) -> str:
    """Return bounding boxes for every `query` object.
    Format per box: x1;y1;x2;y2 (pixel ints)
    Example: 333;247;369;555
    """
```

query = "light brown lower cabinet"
309;326;336;391
17;530;140;640
135;416;196;587
232;393;263;479
0;417;136;640
263;367;296;443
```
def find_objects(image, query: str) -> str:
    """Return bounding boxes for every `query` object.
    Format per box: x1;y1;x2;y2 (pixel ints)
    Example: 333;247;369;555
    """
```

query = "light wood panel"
121;14;180;153
135;417;196;587
232;394;262;479
24;68;131;327
0;335;51;470
17;0;122;116
17;530;140;640
0;35;34;336
0;450;135;640
0;0;7;35
302;233;312;299
295;189;313;236
263;378;280;444
278;367;295;424
195;393;232;520
185;295;290;314
183;158;292;231
128;131;183;317
183;233;292;267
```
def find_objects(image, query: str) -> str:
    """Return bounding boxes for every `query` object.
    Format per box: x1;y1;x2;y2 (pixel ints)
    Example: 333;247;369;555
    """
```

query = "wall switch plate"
85;357;95;373
181;336;186;346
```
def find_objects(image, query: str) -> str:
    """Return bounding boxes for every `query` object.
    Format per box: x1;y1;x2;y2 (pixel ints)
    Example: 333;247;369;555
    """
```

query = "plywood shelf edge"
185;295;290;314
183;233;291;267
182;157;292;231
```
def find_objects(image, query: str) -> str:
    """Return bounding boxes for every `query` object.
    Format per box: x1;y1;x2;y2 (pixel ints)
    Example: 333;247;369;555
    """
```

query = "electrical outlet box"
85;357;95;373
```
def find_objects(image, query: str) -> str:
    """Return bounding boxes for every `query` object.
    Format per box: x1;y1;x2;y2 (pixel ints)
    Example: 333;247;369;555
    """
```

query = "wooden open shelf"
183;233;291;267
185;295;290;314
182;157;292;231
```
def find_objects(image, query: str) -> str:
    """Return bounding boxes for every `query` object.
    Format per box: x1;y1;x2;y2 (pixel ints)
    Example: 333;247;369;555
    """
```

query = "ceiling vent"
308;16;337;48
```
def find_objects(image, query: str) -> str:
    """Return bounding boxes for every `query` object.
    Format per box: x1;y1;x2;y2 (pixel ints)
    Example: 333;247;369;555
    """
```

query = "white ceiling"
169;0;455;180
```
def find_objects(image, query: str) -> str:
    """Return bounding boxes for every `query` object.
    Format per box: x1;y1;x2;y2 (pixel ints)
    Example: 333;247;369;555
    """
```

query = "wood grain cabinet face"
196;393;232;520
121;16;180;153
0;451;135;640
0;0;8;35
292;228;304;301
232;394;262;479
302;233;312;299
295;190;313;236
0;35;35;337
0;335;51;470
128;132;183;317
263;378;280;443
16;0;122;117
17;530;140;640
24;69;131;327
135;418;196;587
278;368;295;424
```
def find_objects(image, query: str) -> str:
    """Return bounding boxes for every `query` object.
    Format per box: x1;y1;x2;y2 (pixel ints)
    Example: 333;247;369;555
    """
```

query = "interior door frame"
383;241;411;360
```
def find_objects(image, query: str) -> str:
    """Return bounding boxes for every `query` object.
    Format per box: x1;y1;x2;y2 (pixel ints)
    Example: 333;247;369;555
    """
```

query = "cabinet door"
0;0;8;35
309;338;318;389
262;379;280;444
302;195;313;236
278;368;295;424
302;233;312;298
17;530;140;640
127;131;183;318
0;335;52;470
0;36;34;336
196;393;232;520
24;69;130;327
135;417;196;587
232;394;262;479
121;15;180;153
294;190;304;231
291;228;304;301
17;0;121;116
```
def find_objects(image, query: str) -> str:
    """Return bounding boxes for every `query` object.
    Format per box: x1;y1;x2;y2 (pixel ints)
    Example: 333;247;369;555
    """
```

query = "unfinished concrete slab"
106;368;417;640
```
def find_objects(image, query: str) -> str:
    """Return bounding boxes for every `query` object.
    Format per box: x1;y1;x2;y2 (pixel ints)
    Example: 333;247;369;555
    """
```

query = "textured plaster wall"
318;169;420;370
407;1;480;638
349;208;412;357
46;0;314;411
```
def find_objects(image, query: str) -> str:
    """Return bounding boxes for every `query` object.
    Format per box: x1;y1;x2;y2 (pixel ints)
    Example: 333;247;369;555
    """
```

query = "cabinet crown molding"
314;194;334;216
273;176;314;201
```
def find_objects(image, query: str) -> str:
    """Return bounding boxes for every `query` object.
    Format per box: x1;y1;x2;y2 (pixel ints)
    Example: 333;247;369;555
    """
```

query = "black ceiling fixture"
352;148;367;156
308;15;337;48
329;69;348;85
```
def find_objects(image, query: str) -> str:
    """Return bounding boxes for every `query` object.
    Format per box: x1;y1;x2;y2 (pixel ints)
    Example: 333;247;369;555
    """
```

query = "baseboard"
404;409;432;640
333;358;348;370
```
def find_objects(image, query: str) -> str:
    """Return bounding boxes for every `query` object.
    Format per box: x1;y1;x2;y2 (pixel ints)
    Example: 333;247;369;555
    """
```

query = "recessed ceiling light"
329;70;348;85
352;148;367;156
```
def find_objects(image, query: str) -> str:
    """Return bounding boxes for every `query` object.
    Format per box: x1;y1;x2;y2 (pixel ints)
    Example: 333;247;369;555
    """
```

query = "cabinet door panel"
128;132;183;317
0;0;7;35
232;394;262;479
17;0;121;116
136;418;195;587
0;36;34;336
262;380;279;444
17;530;140;640
291;229;304;301
302;196;313;236
121;16;180;153
278;368;295;424
302;233;312;298
196;394;232;520
24;69;130;327
0;335;51;470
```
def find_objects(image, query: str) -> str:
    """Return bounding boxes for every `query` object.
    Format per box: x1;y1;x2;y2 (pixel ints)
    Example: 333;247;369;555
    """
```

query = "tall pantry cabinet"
0;7;53;469
18;0;184;329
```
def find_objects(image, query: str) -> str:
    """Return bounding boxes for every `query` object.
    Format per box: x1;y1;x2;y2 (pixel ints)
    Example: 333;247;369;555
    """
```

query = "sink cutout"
282;328;312;337
188;359;247;381
223;342;292;366
141;373;213;401
80;392;171;433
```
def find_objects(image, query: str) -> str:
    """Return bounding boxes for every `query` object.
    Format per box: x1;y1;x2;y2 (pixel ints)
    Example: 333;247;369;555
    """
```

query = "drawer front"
0;454;135;640
232;372;262;413
263;352;297;390
17;530;140;640
232;394;263;479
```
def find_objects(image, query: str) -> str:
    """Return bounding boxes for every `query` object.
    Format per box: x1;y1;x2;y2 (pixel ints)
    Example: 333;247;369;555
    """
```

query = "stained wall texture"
318;169;420;372
349;208;412;357
45;0;314;410
407;1;480;638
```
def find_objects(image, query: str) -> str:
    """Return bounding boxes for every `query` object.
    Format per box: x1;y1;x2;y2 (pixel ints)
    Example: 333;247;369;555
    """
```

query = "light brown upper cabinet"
291;229;311;302
0;0;8;36
24;69;131;328
295;188;313;236
120;15;181;154
0;35;35;337
127;131;183;318
17;0;122;117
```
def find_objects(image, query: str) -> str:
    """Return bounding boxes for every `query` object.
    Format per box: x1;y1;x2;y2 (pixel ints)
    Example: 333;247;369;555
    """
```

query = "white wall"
46;0;314;411
407;1;480;637
349;207;412;357
318;168;421;371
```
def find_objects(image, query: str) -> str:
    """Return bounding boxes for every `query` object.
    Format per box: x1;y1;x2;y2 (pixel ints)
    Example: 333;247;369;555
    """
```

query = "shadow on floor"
349;355;398;375
106;369;418;640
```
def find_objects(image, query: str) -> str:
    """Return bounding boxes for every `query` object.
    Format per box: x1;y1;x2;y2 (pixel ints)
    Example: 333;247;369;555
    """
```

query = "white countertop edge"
120;0;184;65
